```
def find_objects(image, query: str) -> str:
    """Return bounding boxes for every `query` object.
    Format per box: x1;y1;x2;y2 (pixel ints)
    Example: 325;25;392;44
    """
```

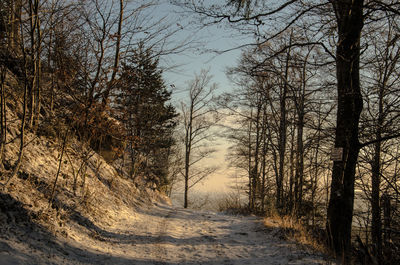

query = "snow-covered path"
63;204;331;265
1;203;333;264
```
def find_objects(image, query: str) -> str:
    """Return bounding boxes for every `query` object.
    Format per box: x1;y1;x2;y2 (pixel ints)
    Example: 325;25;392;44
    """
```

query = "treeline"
173;1;400;264
221;34;335;220
222;19;400;262
0;1;185;192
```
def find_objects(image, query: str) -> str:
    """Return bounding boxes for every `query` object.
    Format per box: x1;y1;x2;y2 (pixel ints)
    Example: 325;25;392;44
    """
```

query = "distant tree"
180;69;218;208
357;15;400;262
217;82;258;212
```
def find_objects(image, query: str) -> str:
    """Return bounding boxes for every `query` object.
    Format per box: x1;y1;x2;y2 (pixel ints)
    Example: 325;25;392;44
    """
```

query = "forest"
1;1;400;265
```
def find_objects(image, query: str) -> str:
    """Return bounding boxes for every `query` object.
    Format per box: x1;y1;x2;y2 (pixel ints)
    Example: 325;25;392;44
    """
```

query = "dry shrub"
36;118;59;138
64;101;125;162
217;192;250;215
264;211;329;255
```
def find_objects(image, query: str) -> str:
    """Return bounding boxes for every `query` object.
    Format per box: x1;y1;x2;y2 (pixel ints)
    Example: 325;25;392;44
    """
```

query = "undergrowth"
264;210;330;256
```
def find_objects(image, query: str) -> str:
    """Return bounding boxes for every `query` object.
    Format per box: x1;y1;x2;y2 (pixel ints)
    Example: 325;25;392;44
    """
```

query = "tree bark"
252;93;262;211
0;67;6;168
326;0;364;263
260;102;268;213
276;39;291;210
49;129;68;207
34;0;41;131
8;0;22;52
294;111;304;215
248;108;253;210
293;51;308;216
28;0;37;128
382;193;391;260
183;103;193;209
371;138;382;262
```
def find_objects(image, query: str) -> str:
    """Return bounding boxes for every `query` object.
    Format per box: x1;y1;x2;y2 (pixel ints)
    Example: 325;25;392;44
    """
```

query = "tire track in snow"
61;203;335;264
151;206;176;265
145;205;334;265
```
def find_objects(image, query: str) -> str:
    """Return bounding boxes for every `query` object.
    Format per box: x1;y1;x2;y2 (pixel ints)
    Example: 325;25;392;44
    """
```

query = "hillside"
0;77;170;263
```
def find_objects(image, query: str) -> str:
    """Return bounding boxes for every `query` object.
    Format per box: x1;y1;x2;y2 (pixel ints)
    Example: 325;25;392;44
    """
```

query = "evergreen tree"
115;46;177;186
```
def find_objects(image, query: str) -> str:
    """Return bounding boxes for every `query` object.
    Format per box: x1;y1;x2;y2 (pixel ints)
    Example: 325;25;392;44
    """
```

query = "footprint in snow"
202;235;216;241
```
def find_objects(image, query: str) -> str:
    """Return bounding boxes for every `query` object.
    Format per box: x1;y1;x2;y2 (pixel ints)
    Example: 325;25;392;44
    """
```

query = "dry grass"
264;211;329;255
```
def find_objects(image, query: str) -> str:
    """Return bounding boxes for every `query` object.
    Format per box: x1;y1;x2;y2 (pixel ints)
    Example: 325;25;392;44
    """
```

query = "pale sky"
150;2;251;195
152;1;248;98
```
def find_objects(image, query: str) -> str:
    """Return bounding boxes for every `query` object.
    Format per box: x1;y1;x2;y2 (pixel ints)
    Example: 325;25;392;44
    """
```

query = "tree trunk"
276;40;290;210
288;123;295;213
0;67;6;168
294;112;304;215
326;1;364;263
382;193;391;260
34;0;41;132
184;104;193;209
371;140;382;262
28;0;37;128
294;53;307;216
184;146;189;208
248;108;253;211
49;129;68;207
370;64;385;263
252;94;262;212
8;0;22;52
260;103;268;213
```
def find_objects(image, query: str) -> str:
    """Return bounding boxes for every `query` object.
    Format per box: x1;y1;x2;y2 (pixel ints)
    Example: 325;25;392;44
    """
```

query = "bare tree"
173;1;400;261
357;14;400;262
26;0;42;130
101;0;124;107
1;9;28;189
180;69;218;208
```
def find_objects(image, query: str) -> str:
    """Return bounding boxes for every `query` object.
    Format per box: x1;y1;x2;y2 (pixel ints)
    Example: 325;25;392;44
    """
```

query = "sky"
149;1;252;195
152;1;249;98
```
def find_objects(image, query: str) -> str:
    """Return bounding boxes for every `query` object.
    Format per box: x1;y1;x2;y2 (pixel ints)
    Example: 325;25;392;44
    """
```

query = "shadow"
0;191;332;264
78;204;266;248
137;204;231;223
0;192;269;264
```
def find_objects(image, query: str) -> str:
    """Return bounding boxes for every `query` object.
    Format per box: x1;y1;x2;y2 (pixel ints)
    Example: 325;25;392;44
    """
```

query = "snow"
0;99;334;264
0;202;334;264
